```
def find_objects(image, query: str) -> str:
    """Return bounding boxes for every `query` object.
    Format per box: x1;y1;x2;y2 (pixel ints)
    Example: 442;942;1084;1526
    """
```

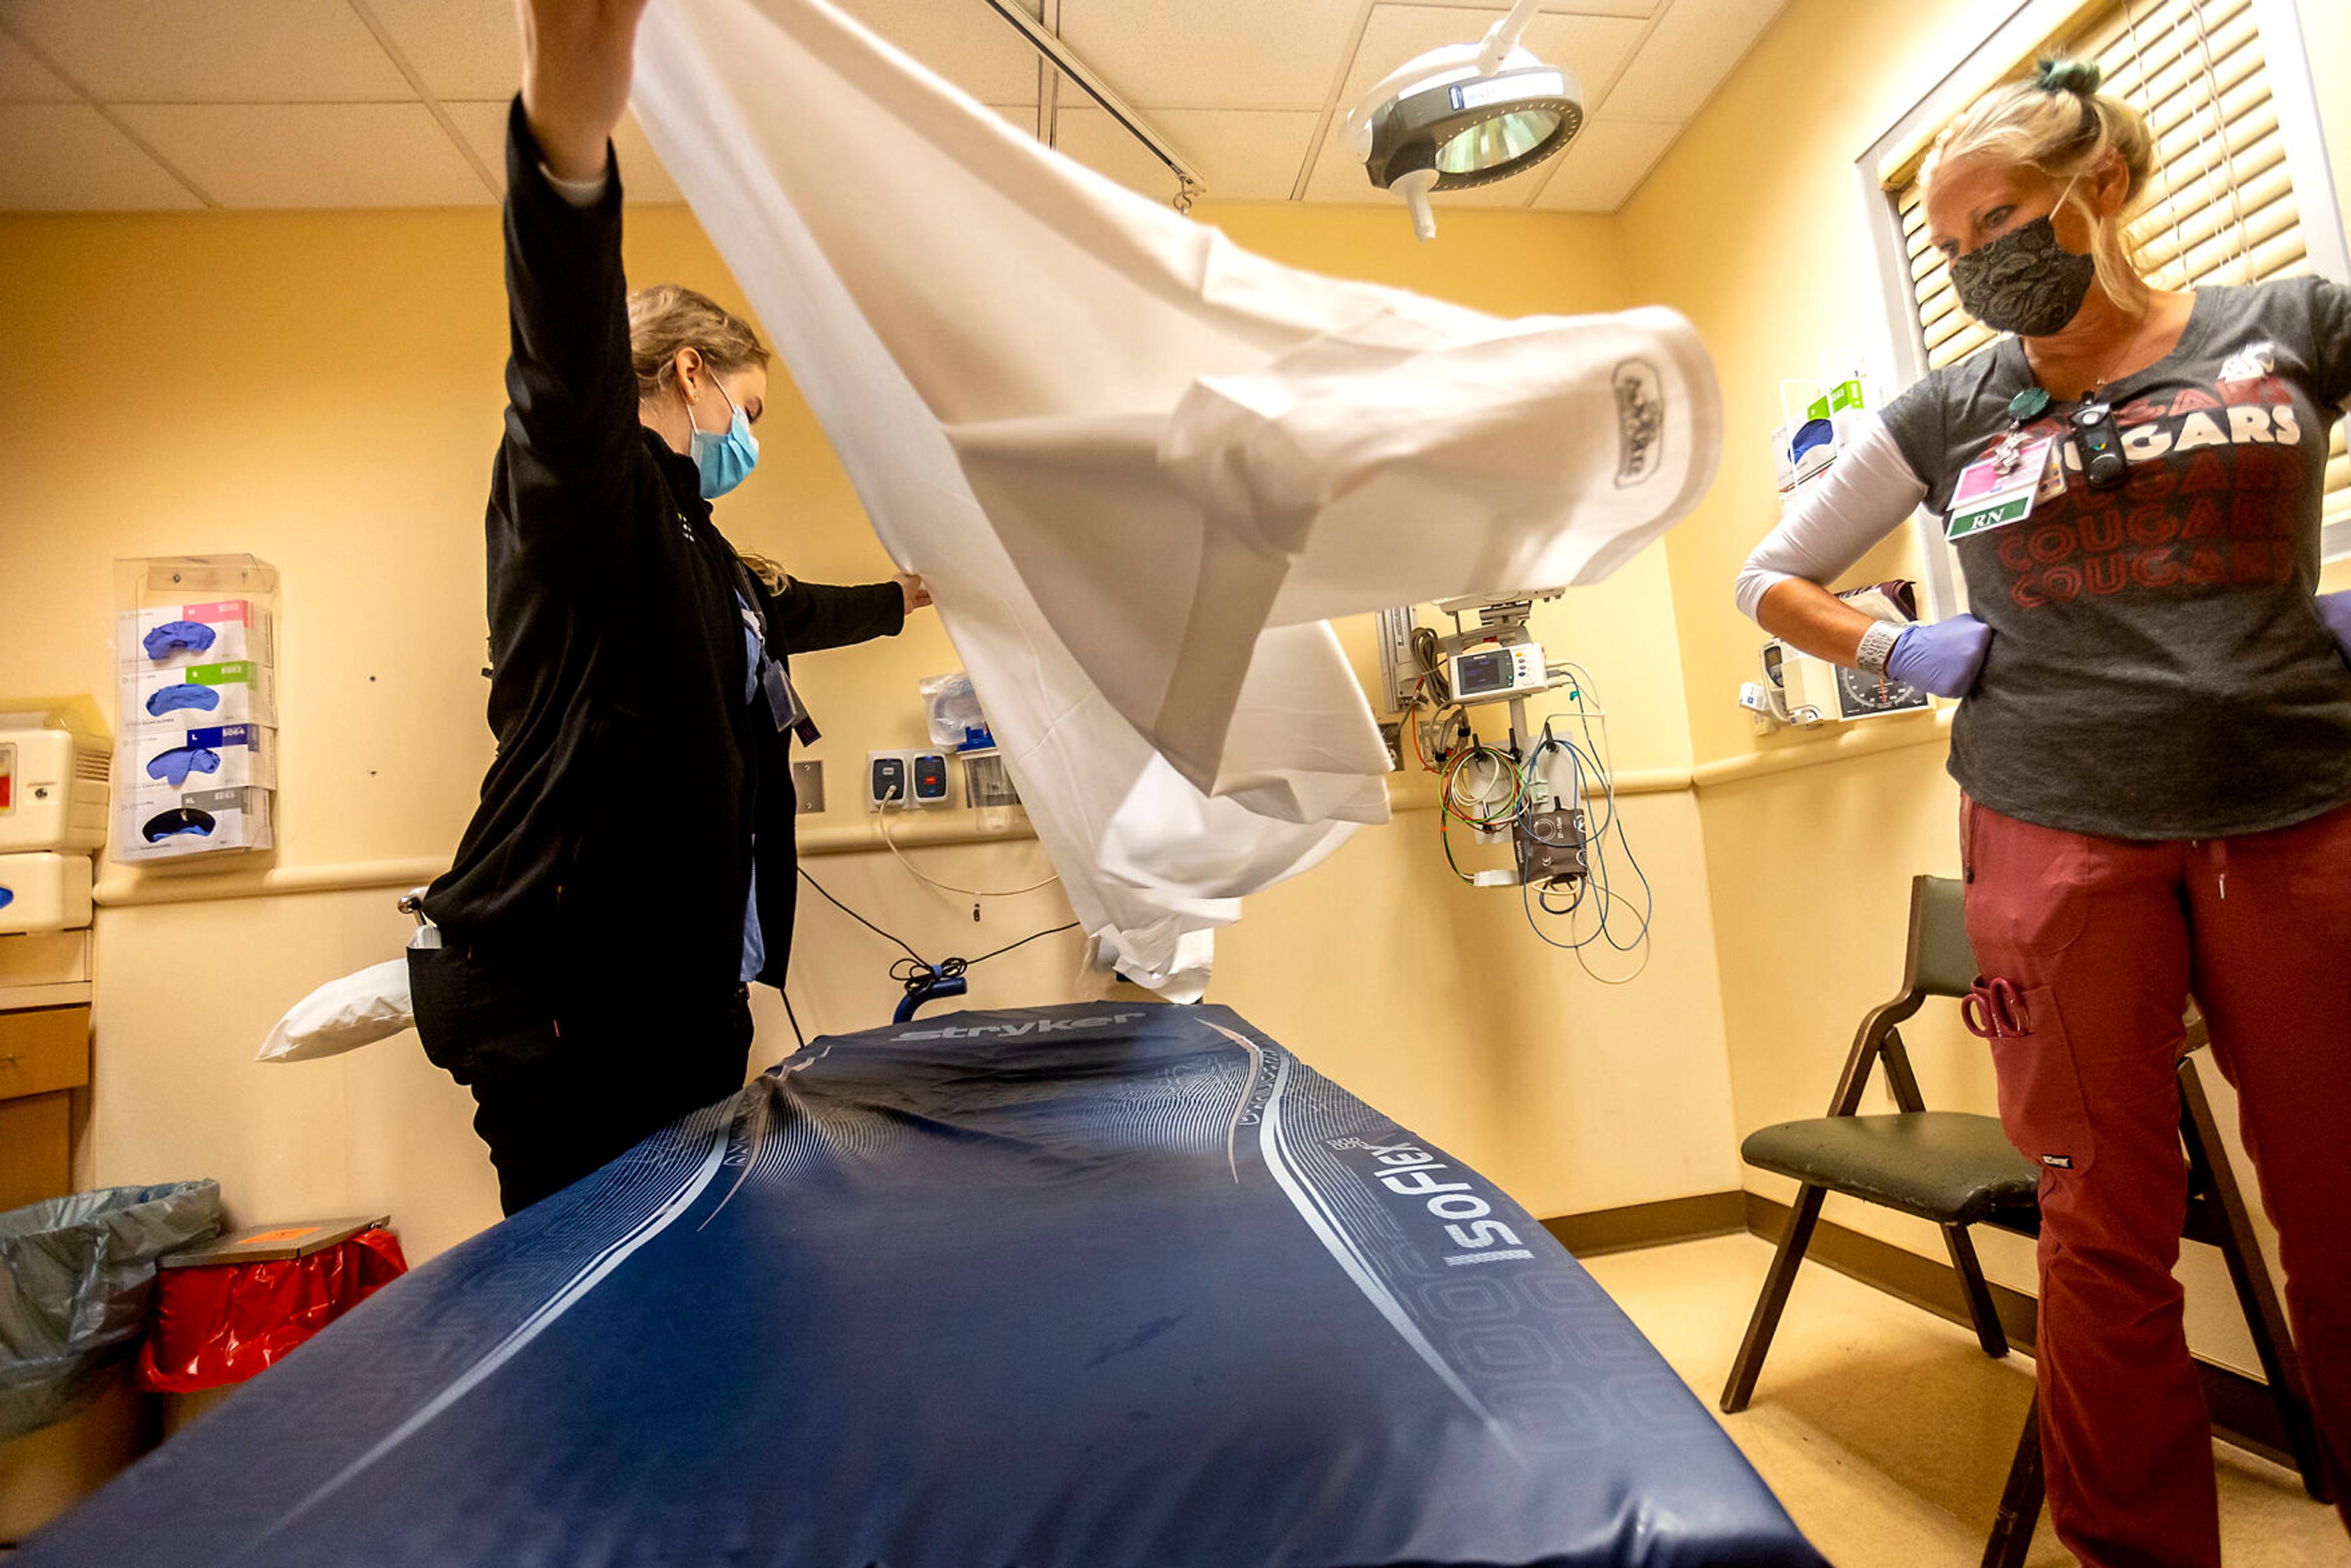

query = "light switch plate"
792;760;825;814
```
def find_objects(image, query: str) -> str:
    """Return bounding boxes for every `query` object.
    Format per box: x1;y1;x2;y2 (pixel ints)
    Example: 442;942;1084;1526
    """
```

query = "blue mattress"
24;1003;1821;1567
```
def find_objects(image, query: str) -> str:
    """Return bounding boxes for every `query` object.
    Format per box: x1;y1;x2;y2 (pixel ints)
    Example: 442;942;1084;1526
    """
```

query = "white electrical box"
867;749;950;810
1447;642;1548;702
0;852;94;935
0;723;110;853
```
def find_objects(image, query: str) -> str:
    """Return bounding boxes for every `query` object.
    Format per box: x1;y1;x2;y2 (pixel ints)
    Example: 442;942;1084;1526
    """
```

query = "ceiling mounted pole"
978;0;1205;211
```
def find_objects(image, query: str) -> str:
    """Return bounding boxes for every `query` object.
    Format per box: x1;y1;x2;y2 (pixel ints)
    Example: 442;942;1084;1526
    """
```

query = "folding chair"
1719;876;2328;1567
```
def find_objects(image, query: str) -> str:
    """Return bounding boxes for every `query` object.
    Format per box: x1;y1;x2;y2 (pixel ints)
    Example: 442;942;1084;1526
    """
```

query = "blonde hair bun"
2034;57;2104;97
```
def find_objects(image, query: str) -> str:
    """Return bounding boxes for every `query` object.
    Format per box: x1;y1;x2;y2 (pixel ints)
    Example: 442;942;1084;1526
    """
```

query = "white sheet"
632;0;1720;996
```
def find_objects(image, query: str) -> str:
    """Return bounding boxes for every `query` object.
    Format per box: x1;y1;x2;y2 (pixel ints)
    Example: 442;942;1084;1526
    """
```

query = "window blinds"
1886;0;2347;528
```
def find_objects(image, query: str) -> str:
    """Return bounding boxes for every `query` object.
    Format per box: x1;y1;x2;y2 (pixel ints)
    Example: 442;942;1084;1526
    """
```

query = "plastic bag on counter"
135;1228;408;1393
0;1180;224;1441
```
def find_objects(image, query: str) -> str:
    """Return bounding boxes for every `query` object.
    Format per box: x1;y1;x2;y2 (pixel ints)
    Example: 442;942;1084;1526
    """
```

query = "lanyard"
713;530;821;746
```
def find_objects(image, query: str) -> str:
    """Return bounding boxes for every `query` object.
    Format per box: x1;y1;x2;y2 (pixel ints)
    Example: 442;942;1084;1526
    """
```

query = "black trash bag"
0;1180;223;1442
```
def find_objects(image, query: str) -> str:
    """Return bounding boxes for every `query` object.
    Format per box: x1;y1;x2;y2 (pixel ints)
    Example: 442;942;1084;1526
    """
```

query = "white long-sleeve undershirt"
1733;411;1931;623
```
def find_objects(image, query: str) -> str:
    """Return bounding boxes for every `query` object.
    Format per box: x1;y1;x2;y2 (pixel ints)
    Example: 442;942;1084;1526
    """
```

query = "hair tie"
2034;57;2102;97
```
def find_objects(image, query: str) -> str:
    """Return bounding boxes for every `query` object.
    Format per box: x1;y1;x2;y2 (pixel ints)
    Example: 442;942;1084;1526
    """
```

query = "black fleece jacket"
423;99;902;994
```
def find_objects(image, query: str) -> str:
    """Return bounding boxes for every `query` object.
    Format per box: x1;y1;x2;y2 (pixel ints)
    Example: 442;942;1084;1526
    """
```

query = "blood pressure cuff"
23;1005;1820;1568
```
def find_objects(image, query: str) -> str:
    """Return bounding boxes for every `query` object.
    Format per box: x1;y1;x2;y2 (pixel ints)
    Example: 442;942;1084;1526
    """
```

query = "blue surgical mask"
687;377;759;499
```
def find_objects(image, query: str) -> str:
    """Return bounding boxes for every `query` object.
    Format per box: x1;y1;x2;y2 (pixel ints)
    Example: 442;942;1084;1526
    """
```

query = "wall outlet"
867;752;908;810
866;749;950;811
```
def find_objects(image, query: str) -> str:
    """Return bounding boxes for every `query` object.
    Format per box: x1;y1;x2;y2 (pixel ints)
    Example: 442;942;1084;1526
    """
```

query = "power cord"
1411;625;1453;706
797;863;1082;1010
874;782;1059;912
1514;669;1654;982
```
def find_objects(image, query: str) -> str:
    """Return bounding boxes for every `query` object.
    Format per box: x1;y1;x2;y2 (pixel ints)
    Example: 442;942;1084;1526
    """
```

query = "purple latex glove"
2317;590;2351;667
1885;613;1992;699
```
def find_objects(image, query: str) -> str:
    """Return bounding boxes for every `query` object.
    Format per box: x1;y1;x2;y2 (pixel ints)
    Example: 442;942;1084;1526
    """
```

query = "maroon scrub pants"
1962;794;2351;1566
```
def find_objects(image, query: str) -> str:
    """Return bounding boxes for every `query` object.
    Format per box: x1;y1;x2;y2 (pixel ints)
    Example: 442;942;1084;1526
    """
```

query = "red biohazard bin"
135;1216;407;1393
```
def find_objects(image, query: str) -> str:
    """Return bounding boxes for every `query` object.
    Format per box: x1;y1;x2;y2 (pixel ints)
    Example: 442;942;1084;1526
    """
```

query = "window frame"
1856;0;2351;620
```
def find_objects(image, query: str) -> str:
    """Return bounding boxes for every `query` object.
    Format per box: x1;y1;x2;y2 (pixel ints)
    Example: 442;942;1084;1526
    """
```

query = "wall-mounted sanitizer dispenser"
0;852;95;936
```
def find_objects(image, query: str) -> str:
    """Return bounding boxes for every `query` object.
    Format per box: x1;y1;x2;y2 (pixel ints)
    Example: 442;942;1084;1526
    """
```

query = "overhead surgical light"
1344;0;1584;241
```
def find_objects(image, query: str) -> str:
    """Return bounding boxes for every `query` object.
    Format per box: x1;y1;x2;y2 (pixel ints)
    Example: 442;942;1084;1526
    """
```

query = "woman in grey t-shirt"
1738;59;2351;1566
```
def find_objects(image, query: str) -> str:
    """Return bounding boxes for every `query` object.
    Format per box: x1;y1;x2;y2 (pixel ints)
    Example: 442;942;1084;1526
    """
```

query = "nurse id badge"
1946;435;2055;544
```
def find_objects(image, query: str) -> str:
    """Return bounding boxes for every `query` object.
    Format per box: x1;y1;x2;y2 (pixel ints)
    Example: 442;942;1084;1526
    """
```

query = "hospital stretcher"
22;1003;1823;1567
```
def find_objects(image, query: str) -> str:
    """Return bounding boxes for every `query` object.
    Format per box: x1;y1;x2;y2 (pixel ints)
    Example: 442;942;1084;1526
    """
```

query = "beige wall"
0;195;1734;1264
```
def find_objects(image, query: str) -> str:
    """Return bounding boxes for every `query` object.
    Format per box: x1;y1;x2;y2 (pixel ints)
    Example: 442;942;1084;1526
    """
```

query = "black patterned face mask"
1951;214;2098;337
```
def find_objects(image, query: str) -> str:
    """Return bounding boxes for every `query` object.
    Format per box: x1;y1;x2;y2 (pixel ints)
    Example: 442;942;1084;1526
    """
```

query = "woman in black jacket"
411;0;928;1215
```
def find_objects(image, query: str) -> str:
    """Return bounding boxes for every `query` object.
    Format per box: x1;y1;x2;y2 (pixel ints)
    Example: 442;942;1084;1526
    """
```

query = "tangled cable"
799;864;1081;1004
1406;656;1654;980
1517;667;1653;983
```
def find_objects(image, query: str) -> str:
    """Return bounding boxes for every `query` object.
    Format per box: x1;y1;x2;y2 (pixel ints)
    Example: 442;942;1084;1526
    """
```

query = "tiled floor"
1584;1234;2349;1567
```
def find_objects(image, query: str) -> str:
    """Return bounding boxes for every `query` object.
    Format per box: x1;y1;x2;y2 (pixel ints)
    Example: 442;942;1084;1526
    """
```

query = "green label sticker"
182;662;253;686
1948;494;2033;541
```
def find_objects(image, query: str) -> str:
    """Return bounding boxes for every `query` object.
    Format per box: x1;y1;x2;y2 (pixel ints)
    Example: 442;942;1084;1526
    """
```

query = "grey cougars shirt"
1882;277;2351;839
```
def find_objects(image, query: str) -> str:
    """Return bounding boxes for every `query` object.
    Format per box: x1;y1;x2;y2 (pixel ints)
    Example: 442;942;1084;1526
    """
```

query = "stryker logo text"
896;1013;1146;1042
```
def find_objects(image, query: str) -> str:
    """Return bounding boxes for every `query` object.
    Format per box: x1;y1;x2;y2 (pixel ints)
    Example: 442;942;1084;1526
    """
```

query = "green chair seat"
1742;1112;2041;1227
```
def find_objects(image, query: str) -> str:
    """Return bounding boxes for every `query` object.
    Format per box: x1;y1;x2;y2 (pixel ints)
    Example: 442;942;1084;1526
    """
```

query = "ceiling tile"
827;0;1042;110
362;0;517;100
606;110;684;203
1056;0;1360;112
1597;0;1787;121
441;100;513;187
1528;116;1677;210
114;103;488;208
0;28;77;101
4;0;414;103
0;103;202;209
446;100;684;202
1052;105;1321;204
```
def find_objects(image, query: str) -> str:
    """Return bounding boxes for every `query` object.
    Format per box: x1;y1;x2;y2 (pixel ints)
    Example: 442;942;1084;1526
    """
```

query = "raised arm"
517;0;646;182
500;0;652;558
